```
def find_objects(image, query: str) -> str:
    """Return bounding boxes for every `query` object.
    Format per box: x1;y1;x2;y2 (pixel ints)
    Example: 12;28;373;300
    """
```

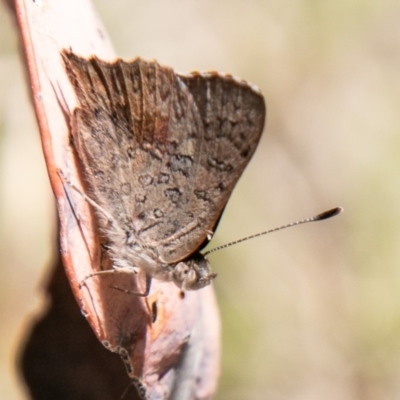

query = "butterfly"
62;50;266;295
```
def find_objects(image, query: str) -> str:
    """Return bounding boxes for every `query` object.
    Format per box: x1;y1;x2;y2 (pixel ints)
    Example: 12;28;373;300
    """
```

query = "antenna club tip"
316;206;344;221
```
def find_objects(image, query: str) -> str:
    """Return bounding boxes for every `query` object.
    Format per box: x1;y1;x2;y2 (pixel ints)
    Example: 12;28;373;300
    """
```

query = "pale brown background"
1;1;400;399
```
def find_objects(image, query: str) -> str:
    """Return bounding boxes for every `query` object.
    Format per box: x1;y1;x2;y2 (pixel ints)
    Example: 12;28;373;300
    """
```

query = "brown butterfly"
61;50;266;295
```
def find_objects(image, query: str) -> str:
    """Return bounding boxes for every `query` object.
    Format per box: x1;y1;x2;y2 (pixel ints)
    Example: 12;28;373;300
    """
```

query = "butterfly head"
172;253;217;291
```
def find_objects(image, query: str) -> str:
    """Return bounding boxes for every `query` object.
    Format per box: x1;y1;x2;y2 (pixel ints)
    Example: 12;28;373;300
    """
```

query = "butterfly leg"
78;265;139;287
78;266;151;297
57;169;114;224
58;170;152;296
109;274;152;297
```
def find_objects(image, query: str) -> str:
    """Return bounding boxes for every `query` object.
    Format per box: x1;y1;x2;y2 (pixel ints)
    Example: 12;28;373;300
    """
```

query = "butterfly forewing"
63;51;265;271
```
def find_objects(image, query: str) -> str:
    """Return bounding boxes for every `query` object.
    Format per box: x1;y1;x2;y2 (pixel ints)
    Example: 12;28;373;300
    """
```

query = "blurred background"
1;0;400;399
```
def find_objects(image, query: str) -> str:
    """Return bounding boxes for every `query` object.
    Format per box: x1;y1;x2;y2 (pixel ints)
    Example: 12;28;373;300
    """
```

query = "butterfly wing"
147;71;266;263
63;51;265;267
157;72;266;262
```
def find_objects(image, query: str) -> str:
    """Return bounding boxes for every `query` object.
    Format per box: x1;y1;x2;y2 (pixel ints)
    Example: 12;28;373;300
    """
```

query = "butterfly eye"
173;262;197;290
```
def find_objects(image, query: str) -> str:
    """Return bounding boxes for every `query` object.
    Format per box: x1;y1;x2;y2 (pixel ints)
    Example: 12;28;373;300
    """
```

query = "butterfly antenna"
204;206;343;256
